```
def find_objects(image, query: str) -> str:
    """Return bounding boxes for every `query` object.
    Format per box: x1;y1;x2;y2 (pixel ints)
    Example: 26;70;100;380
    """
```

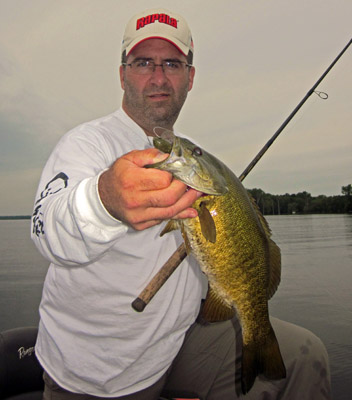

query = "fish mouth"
153;127;175;143
149;128;228;196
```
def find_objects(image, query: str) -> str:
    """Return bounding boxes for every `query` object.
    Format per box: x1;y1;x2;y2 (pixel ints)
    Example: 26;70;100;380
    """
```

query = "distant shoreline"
0;216;31;220
0;213;350;221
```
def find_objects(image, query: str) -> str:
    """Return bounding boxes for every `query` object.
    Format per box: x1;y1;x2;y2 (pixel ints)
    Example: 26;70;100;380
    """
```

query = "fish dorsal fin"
247;192;282;299
160;220;179;237
267;238;281;299
199;286;235;323
199;202;216;243
248;193;271;238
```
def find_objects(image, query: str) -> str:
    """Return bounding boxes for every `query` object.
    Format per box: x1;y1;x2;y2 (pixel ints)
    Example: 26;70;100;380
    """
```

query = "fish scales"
148;132;286;394
183;172;271;336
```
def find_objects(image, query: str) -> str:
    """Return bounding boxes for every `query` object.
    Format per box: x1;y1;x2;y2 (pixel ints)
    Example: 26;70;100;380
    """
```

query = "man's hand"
98;148;202;230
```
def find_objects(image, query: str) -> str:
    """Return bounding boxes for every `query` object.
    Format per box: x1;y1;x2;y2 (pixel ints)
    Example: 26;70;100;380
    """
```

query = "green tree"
246;186;350;214
342;184;352;196
342;184;352;212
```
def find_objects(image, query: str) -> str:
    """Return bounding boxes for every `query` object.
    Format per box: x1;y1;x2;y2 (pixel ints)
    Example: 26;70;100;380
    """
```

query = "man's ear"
119;65;125;90
188;66;195;91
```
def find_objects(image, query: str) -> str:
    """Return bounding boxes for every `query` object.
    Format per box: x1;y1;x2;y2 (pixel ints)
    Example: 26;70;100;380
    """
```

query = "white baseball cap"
121;9;194;57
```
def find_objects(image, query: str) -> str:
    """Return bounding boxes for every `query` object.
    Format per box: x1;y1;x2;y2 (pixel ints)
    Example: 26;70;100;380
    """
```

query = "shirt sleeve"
31;127;129;267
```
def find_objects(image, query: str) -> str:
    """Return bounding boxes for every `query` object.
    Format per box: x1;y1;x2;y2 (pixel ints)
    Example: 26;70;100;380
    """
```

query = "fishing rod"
132;38;352;312
239;38;352;181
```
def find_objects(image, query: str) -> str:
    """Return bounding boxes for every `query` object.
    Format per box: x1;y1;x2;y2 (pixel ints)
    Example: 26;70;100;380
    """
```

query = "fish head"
147;128;228;195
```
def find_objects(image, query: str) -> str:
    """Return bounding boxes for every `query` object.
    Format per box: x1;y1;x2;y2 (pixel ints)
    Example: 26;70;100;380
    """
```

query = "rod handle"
132;243;187;312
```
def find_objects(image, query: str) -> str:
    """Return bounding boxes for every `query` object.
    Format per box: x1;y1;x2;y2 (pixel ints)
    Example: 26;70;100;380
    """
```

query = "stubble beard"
123;81;189;134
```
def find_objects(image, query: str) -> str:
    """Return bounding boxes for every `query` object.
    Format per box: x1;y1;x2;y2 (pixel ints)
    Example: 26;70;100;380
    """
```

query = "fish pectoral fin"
199;202;216;243
198;287;235;323
267;239;282;299
160;220;179;237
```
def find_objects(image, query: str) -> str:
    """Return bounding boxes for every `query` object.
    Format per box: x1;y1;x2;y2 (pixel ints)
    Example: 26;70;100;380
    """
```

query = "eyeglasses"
122;60;192;76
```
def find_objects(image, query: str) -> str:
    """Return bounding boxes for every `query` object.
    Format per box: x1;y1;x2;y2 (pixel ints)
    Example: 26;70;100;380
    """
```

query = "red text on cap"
136;14;178;30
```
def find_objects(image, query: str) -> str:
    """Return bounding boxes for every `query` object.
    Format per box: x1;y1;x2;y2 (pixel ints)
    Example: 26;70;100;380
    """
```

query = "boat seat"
0;327;200;400
0;327;44;400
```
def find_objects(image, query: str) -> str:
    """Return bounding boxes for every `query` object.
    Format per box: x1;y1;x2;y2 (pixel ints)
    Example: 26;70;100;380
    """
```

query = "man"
31;8;331;400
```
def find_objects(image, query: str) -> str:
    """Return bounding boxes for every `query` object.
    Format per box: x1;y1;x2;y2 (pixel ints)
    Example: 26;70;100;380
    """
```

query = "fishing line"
239;38;352;182
314;91;328;99
132;38;352;312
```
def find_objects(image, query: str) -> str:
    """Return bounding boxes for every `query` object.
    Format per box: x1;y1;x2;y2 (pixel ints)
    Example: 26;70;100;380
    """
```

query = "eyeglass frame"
121;59;193;75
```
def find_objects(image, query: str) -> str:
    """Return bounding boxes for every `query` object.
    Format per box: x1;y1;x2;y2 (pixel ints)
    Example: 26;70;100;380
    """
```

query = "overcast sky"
0;0;351;215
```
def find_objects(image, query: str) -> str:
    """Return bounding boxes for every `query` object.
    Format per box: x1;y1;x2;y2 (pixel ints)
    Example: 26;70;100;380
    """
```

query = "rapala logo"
136;14;178;30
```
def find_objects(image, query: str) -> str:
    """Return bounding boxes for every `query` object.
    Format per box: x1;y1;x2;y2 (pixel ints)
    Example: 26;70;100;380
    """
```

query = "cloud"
0;45;64;171
0;0;351;214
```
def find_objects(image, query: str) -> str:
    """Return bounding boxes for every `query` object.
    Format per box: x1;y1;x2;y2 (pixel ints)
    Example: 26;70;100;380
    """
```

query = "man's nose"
149;64;168;83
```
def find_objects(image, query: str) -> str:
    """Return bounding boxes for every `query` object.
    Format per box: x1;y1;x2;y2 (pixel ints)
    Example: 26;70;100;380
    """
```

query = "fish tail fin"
241;328;286;394
241;344;258;394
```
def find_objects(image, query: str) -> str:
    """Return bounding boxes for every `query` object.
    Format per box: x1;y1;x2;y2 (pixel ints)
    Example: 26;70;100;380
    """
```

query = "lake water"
0;215;351;399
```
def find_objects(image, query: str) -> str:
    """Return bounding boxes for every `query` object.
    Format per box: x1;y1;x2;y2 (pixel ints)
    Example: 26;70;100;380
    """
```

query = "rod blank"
131;38;352;312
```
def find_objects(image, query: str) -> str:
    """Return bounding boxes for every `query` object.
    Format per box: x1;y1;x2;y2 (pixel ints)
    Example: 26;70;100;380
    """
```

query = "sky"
0;0;351;215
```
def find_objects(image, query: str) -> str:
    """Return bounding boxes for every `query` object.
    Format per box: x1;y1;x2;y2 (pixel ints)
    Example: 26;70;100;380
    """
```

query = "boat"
0;327;200;400
0;327;43;400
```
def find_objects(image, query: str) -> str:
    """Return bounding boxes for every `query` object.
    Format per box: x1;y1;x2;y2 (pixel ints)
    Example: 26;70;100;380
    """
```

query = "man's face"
120;38;195;135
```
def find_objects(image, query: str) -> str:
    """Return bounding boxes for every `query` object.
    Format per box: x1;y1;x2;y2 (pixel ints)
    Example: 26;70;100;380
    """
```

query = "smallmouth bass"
148;130;286;394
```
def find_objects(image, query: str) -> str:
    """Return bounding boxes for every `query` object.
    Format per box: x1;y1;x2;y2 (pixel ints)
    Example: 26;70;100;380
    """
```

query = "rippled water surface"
0;215;351;399
267;214;352;400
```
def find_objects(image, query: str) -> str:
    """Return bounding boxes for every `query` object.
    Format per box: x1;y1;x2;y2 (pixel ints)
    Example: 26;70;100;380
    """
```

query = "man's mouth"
148;93;170;100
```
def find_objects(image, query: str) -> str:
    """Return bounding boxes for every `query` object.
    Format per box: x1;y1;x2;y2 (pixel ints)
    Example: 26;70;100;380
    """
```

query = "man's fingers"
166;187;202;218
117;151;173;192
128;168;173;192
133;181;202;211
133;188;202;223
99;148;203;230
123;148;169;168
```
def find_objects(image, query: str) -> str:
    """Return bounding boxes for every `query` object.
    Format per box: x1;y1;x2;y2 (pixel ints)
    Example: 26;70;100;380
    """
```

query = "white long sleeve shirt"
31;108;204;397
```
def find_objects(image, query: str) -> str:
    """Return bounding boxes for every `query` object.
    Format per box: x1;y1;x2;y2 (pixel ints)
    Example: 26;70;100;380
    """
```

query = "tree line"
247;184;352;215
1;185;351;218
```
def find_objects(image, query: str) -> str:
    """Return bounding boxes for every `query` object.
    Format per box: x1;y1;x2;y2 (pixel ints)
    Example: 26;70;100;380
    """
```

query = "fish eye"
192;147;203;156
